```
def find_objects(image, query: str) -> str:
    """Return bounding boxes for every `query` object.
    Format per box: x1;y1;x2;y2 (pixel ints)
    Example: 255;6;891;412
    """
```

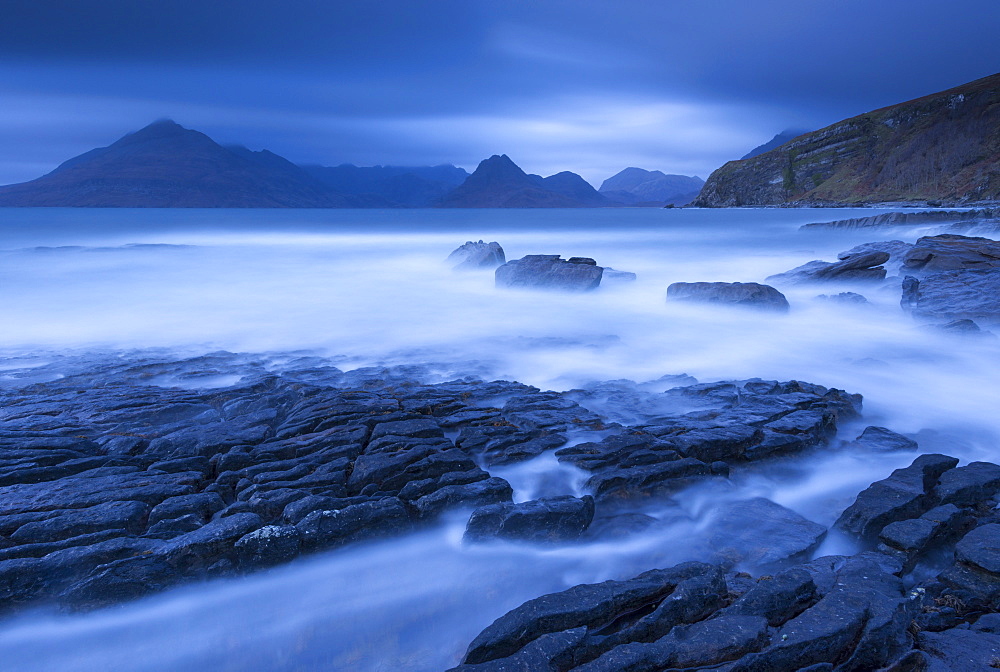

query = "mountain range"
695;72;1000;206
598;168;704;206
0;121;695;209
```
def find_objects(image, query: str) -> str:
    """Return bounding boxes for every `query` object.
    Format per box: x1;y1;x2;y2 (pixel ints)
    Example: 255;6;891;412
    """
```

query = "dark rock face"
496;255;604;291
704;498;827;569
447;241;506;270
666;282;789;311
693;72;1000;206
464;496;595;543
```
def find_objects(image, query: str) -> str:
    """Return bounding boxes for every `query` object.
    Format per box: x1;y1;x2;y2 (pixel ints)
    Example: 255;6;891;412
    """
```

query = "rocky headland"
693;72;1000;207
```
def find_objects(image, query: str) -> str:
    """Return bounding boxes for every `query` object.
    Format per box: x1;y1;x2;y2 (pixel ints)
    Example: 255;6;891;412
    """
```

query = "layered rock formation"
694;72;1000;206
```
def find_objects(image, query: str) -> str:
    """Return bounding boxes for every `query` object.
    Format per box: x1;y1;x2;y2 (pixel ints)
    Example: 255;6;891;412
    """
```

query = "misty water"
1;207;998;670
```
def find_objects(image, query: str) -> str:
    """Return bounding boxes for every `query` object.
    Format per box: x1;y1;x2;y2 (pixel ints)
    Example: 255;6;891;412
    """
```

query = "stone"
446;628;585;672
234;525;301;568
461;564;706;665
9;500;149;544
901;270;1000;323
464;496;595;543
767;252;889;284
903;234;1000;274
666;282;789;311
955;524;1000;575
835;454;958;542
447;240;506;270
495;255;603;291
850;426;918;452
705;498;827;569
294;498;412;552
162;512;263;571
575;614;769;672
934;462;1000;507
726;567;818;626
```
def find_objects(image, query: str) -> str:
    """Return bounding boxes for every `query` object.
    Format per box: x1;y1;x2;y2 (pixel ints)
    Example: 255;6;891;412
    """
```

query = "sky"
0;0;997;187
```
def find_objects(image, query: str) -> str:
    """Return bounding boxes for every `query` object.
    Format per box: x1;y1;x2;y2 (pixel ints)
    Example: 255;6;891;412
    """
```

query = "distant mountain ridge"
694;73;1000;206
599;167;704;205
0;120;353;208
438;154;612;208
0;120;671;208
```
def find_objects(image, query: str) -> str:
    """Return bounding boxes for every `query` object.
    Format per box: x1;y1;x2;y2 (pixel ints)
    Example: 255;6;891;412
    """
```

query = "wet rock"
461;564;709;665
601;268;636;282
464;495;595;543
234;525;301;568
295;498;412;552
767;251;890;284
446;628;585;672
576;614;769;672
495;255;603;291
877;504;973;572
61;556;177;610
705;498;827;569
850;426;919;453
412;477;514;519
900;270;1000;323
816;291;870;305
9;500;149;544
903;234;1000;274
162;512;263;571
955;524;1000;575
837;240;914;274
835;453;959;543
934;462;1000;507
666;281;789;311
148;492;225;526
447;240;506;270
726;566;818;626
916;628;1000;670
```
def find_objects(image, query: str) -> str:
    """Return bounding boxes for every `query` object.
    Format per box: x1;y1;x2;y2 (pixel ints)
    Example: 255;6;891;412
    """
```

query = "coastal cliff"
693;72;1000;206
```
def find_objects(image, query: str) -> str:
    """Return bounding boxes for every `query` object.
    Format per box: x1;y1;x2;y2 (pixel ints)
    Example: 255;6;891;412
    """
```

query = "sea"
0;207;997;670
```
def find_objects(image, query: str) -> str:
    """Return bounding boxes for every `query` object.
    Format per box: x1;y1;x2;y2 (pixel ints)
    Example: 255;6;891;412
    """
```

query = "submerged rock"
447;240;506;270
495;254;603;291
666;282;789;311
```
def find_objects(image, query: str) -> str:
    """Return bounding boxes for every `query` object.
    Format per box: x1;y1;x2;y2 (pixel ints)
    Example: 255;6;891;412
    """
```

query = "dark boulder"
666;282;789;312
447;240;506;270
835;453;958;543
495;255;603;291
464;495;595;543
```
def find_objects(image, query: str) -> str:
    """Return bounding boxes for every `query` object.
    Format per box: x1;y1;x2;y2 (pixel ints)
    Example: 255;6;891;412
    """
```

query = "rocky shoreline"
0;348;998;671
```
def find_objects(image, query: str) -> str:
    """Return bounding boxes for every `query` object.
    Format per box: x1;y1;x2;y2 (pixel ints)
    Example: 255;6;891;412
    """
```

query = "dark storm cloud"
0;0;997;185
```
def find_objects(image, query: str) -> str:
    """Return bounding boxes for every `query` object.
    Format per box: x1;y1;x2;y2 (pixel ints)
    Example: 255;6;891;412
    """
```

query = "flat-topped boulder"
446;240;506;270
902;234;1000;274
495;254;604;291
666;282;789;311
